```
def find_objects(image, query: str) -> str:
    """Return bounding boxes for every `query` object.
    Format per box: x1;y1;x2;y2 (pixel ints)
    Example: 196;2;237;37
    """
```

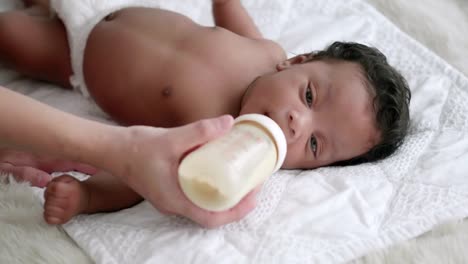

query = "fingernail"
217;115;234;130
39;174;51;187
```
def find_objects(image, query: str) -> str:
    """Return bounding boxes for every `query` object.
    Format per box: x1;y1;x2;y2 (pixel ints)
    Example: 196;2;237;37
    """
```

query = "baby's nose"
287;110;303;142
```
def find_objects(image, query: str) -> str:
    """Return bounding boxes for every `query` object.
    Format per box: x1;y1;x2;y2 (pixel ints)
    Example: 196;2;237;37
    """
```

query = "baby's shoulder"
255;39;287;64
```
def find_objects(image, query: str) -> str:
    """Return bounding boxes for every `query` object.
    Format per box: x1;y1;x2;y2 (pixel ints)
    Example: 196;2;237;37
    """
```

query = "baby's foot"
43;175;89;224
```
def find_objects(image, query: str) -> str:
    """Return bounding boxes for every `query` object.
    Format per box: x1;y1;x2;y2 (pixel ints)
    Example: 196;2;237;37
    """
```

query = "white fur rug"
1;0;468;263
0;178;92;264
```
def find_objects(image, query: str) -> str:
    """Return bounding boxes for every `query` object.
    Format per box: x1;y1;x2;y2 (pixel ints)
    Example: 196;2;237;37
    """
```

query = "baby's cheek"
280;149;301;169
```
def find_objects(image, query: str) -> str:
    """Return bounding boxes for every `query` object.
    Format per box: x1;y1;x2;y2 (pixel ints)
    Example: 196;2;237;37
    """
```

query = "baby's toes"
43;201;68;224
43;175;87;225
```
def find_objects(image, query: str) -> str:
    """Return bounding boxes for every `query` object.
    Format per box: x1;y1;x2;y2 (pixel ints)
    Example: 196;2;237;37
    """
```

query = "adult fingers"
0;149;98;175
171;115;234;155
0;149;38;167
187;188;259;229
37;159;98;175
0;162;52;187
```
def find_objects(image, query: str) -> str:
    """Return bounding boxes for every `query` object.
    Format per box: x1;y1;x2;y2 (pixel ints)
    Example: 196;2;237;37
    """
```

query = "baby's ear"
276;55;308;71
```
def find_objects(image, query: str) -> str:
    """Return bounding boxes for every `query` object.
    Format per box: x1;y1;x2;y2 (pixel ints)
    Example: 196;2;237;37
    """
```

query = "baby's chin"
281;163;305;170
279;159;296;169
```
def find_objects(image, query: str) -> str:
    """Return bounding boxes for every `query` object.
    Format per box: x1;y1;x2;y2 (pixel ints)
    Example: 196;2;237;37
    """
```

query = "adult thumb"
174;115;234;154
0;162;52;187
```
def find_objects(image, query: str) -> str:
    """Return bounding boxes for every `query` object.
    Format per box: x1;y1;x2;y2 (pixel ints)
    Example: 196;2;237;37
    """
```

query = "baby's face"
240;57;381;169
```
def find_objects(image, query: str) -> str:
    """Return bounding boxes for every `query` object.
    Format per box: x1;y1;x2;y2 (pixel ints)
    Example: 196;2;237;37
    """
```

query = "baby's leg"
0;6;72;87
44;171;143;224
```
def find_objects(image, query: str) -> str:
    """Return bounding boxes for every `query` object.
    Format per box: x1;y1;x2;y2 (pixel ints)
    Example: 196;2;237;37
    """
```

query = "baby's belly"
80;8;247;126
81;9;199;126
83;8;189;89
83;43;233;127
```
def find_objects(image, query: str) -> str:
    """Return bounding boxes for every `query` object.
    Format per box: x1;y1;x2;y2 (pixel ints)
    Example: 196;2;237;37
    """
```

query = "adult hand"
115;115;258;228
0;148;97;187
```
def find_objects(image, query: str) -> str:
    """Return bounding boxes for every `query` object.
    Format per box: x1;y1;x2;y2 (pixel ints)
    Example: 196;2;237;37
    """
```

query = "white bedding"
1;0;468;263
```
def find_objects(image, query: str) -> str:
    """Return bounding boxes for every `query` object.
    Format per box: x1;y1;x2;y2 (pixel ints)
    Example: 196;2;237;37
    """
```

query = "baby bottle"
178;114;287;211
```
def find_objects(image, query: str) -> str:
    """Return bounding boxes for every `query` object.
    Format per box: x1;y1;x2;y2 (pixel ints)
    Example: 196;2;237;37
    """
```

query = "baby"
0;0;410;224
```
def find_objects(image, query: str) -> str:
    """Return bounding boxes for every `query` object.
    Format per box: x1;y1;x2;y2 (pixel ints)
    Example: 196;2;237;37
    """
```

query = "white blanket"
1;0;468;263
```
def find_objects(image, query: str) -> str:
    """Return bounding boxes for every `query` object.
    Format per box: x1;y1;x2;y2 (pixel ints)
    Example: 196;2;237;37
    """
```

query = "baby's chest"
154;73;244;125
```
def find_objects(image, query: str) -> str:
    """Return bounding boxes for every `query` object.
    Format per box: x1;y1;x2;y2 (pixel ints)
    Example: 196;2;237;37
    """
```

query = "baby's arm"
212;0;262;39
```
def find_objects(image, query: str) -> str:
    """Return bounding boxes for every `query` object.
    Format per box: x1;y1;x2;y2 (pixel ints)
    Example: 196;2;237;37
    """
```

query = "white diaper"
50;0;161;97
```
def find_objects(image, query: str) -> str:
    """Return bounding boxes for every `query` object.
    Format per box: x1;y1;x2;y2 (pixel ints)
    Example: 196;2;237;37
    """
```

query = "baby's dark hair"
305;41;411;166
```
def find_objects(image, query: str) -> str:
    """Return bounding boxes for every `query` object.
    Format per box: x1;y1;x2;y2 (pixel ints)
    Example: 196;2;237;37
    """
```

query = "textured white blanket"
2;0;468;263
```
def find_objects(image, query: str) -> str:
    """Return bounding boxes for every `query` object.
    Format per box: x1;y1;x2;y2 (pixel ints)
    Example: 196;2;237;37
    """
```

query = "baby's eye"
305;85;313;107
310;135;318;156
